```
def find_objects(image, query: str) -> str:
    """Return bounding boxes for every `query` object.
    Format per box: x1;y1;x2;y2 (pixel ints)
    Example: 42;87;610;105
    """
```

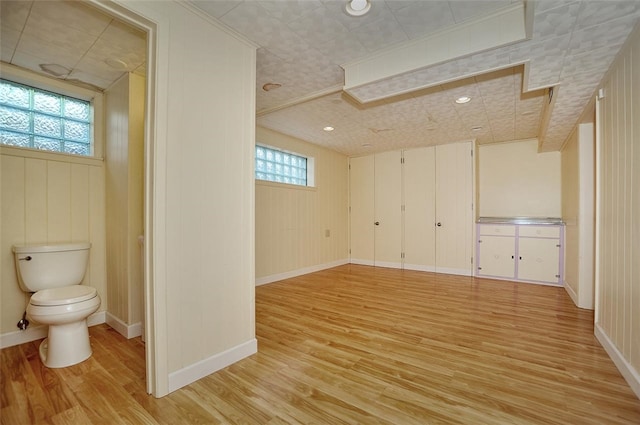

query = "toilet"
13;242;101;368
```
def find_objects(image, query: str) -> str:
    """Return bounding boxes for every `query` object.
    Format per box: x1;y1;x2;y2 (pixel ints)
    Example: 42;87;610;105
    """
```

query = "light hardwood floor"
2;264;639;424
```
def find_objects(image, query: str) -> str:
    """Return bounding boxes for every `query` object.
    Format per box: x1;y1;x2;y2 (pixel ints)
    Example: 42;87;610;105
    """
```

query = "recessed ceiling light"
323;126;334;132
345;0;371;16
455;96;472;104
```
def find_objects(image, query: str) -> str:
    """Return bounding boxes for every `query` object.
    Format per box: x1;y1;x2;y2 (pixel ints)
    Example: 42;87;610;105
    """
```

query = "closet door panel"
403;147;436;271
349;155;374;265
435;142;473;275
374;151;402;268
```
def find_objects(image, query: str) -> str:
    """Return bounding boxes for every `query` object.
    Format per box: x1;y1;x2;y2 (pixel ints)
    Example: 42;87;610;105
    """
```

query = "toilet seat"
30;285;97;306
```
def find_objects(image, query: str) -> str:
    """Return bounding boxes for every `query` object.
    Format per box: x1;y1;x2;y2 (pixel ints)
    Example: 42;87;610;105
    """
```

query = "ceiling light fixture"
455;96;471;104
323;126;335;132
471;126;483;131
262;82;282;91
345;0;371;17
39;63;71;78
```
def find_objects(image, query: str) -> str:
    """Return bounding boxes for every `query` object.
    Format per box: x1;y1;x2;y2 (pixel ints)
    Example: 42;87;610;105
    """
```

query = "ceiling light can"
455;96;471;104
345;0;371;16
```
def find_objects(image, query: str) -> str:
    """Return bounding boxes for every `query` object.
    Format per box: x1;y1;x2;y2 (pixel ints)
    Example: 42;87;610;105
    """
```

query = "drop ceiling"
2;1;639;156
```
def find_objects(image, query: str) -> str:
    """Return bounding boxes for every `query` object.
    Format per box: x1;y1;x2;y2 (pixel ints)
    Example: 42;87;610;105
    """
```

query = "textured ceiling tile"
191;1;242;18
28;0;112;37
532;2;580;40
573;0;640;31
257;0;324;23
21;18;97;56
448;0;513;23
15;32;86;68
351;10;409;52
286;6;351;45
1;28;21;60
566;15;637;57
533;0;579;14
316;36;369;66
392;1;455;39
0;0;32;32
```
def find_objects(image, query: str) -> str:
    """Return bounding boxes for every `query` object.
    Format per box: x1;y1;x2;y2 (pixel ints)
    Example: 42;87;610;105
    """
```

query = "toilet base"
39;319;93;368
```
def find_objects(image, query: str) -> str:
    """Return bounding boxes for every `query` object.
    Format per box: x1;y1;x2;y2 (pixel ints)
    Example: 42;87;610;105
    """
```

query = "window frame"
255;143;315;188
0;63;104;160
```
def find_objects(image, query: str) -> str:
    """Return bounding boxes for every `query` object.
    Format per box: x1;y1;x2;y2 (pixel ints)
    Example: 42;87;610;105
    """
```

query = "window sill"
255;179;317;192
0;145;104;166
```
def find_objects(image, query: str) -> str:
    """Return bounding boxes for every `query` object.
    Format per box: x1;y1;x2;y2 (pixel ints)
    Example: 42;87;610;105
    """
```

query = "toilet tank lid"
13;242;91;254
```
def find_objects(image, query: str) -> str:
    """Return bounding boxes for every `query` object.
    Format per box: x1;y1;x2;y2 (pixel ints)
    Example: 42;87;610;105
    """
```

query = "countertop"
477;217;564;225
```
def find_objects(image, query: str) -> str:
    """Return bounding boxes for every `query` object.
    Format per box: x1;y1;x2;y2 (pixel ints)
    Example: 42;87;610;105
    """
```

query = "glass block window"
255;145;308;186
0;79;92;156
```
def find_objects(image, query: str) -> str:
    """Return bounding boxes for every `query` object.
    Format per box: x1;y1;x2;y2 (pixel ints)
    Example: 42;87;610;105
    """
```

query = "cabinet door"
435;142;474;275
403;147;436;271
478;236;516;278
349;155;374;265
517;237;560;283
374;150;402;268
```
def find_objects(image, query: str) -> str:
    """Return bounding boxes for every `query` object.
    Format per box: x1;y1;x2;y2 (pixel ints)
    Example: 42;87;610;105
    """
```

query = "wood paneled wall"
105;73;144;329
255;127;349;282
561;123;594;310
596;24;640;397
0;148;107;334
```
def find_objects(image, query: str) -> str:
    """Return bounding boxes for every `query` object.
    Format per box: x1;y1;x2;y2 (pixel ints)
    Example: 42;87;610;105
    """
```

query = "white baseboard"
256;259;349;286
595;323;640;400
403;263;436;273
106;312;142;339
0;310;106;349
168;338;257;393
564;280;580;306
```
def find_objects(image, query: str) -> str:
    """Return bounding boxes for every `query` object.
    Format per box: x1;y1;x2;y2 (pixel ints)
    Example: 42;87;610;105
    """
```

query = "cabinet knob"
374;221;380;226
436;222;442;227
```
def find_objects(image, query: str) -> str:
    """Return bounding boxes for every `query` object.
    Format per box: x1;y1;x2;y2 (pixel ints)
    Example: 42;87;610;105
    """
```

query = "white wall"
479;139;561;217
110;0;258;396
595;24;640;399
255;127;349;284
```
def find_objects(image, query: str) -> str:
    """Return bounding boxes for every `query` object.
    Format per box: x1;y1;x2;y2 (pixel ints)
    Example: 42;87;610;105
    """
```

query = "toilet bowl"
13;243;101;368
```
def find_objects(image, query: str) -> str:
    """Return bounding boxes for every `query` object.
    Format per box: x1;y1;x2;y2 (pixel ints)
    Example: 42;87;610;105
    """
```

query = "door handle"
374;221;380;226
436;222;442;227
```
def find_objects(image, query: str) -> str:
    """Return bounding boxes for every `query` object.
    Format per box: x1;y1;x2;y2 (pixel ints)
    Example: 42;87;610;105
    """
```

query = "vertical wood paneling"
597;25;640;391
47;161;71;242
256;127;350;278
88;165;106;311
1;155;27;331
1;151;106;334
24;159;47;243
631;27;640;371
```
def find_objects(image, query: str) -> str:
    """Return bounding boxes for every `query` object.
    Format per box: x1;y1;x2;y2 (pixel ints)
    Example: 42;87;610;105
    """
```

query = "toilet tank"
13;243;91;292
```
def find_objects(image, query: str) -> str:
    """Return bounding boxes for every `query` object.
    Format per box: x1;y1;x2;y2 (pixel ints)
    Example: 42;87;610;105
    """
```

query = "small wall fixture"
345;0;371;16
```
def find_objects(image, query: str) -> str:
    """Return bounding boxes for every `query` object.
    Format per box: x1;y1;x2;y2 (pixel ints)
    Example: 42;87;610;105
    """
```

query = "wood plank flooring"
2;264;639;424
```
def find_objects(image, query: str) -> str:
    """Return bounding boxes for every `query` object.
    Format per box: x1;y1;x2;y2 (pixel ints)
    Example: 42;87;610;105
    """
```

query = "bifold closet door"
435;142;474;275
373;150;402;268
403;147;436;271
349;155;374;265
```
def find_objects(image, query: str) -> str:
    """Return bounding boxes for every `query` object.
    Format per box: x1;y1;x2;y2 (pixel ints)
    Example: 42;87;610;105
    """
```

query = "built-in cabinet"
476;220;563;285
349;142;474;276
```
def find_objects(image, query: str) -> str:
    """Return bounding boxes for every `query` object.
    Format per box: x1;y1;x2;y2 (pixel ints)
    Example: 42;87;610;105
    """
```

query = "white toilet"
13;242;101;368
